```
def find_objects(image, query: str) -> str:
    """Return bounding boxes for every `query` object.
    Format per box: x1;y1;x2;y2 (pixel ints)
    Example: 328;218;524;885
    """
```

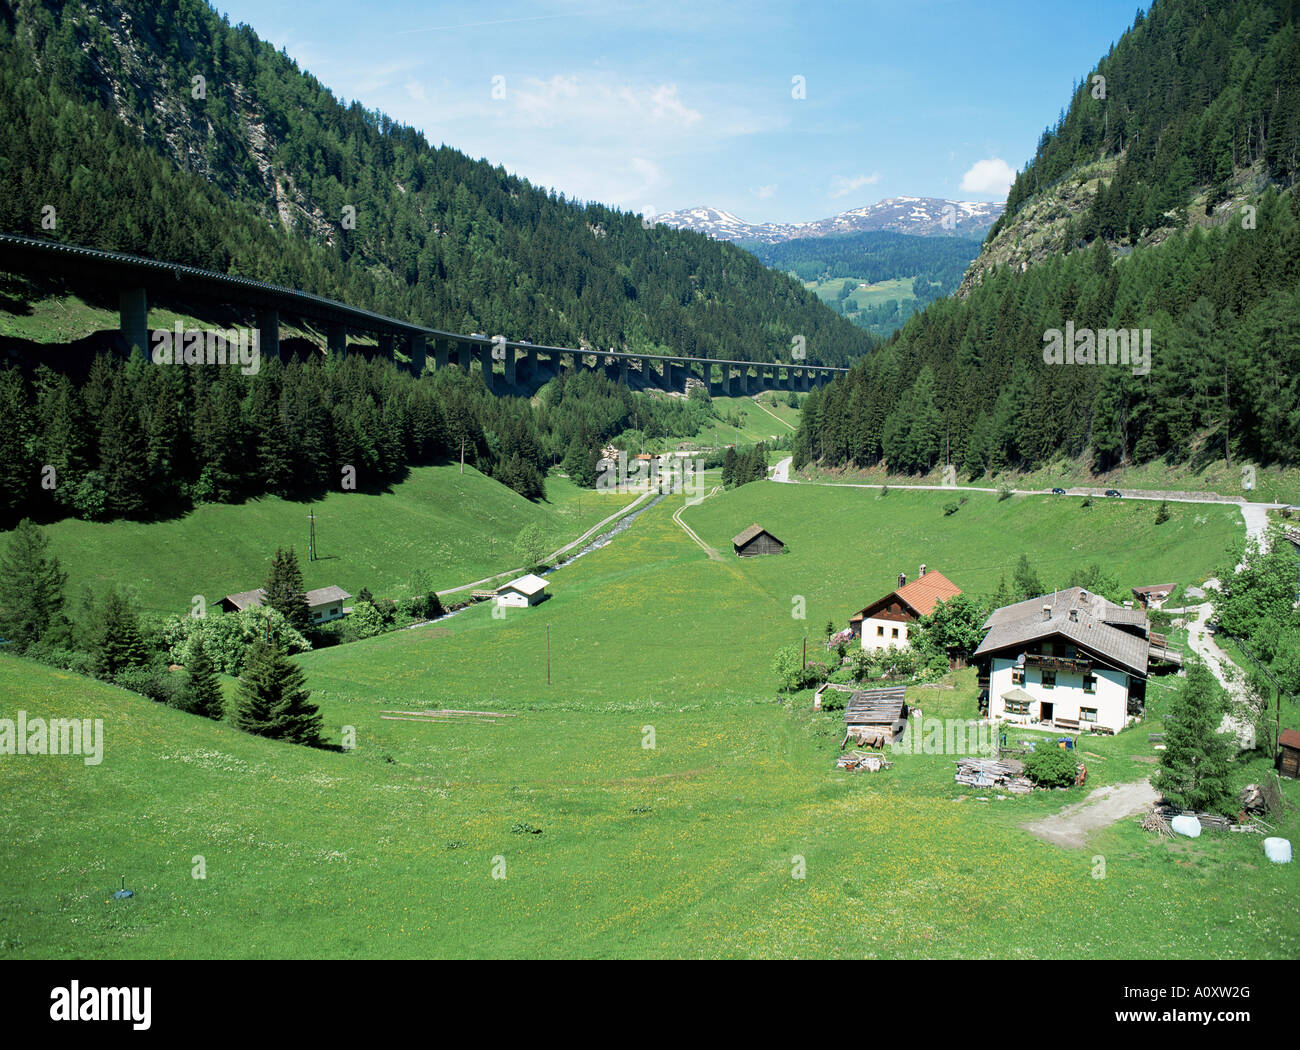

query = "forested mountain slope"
796;0;1300;478
0;0;869;366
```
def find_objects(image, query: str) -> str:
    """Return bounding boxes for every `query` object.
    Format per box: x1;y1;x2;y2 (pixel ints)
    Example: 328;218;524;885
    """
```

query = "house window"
1041;641;1054;656
1006;698;1030;715
1011;667;1025;686
1083;673;1097;694
1041;669;1056;689
891;627;899;638
1080;707;1098;723
876;625;884;636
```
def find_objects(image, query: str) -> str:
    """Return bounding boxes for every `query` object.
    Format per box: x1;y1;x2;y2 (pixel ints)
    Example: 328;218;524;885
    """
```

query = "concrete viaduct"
0;232;845;394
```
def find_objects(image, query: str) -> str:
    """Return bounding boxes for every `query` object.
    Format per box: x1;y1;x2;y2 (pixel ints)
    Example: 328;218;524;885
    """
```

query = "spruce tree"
263;547;310;631
0;518;67;648
1153;660;1236;816
234;639;323;745
92;589;148;678
184;632;224;720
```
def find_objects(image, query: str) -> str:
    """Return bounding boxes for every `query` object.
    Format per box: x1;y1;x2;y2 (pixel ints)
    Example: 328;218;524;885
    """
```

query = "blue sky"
212;0;1142;224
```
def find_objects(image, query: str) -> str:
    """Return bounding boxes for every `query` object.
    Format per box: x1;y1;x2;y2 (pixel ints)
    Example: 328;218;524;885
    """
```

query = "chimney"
1069;609;1078;623
1042;604;1052;622
1079;589;1090;602
898;572;907;589
919;563;927;578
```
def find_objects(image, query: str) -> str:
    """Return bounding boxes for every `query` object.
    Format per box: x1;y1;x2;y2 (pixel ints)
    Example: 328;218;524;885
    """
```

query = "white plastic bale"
1170;814;1202;838
1264;837;1292;864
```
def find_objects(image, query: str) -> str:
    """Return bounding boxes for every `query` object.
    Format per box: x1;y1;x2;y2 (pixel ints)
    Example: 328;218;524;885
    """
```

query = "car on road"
1051;487;1067;495
1104;489;1122;497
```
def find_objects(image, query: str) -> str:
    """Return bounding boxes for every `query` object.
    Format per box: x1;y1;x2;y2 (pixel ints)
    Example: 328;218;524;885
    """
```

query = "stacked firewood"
954;757;1034;794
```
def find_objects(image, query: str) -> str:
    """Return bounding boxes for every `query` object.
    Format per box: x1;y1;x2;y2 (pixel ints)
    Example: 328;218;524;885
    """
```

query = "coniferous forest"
795;0;1300;477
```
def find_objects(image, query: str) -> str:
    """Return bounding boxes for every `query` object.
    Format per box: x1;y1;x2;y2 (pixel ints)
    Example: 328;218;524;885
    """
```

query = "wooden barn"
732;524;785;557
842;685;908;749
1279;729;1300;780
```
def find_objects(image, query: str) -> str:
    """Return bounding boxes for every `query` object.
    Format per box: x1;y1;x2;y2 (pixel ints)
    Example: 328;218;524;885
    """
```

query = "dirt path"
771;456;792;483
673;486;723;560
1187;602;1257;747
751;398;796;432
1020;779;1158;849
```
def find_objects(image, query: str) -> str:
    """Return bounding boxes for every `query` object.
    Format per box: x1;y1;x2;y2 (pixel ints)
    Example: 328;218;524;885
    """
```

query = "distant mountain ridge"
655;197;1005;244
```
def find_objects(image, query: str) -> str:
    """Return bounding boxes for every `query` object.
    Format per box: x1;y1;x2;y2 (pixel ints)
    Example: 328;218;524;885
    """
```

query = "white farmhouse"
496;573;548;608
974;587;1164;735
848;567;962;651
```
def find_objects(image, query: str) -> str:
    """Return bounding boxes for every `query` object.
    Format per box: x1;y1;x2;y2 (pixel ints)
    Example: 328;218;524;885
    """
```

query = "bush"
943;501;959;516
1024;743;1080;788
1155;499;1170;524
998;484;1013;502
112;665;185;706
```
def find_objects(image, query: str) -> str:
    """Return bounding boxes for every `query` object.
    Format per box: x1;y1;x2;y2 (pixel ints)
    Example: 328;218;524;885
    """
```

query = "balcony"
1024;652;1093;673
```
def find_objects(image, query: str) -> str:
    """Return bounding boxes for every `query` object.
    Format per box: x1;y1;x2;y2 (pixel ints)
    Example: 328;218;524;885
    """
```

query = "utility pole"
802;634;807;670
308;509;317;562
460;437;466;475
546;624;551;686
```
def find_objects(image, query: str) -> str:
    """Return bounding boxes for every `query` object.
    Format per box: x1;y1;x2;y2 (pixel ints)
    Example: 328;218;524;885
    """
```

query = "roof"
1132;583;1176;596
732;523;783;547
975;592;1151;677
306;586;350;606
983;587;1147;630
499;573;548;596
221;589;265;610
1001;687;1035;704
844;686;907;725
849;570;962;622
895;571;963;616
1280;729;1300;750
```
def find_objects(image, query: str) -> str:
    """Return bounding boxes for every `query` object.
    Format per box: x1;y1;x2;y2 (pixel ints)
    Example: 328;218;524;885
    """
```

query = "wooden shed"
732;523;785;557
1279;729;1300;780
842;685;908;748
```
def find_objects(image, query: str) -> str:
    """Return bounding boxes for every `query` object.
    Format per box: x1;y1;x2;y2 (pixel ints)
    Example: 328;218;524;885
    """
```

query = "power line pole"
460;437;466;475
308;509;317;562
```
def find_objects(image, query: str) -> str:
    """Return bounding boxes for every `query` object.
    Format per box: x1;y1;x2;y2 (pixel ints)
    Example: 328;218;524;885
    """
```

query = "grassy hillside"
2;481;1295;959
4;465;638;613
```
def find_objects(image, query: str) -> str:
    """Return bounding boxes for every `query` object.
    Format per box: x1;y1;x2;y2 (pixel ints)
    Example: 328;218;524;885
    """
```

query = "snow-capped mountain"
653;197;1004;244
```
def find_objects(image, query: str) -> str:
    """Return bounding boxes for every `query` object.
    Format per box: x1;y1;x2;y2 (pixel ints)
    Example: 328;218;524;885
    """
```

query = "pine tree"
1012;554;1044;602
184;632;224;720
1153;660;1236;816
92;589;148;678
0;518;67;648
263;547;310;632
234;639;323;745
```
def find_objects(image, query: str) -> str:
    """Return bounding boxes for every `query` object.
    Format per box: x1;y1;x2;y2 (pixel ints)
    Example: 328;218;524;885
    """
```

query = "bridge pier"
456;342;470;373
256;308;280;361
618;357;629;387
120;286;148;355
328;322;347;359
433;338;449;371
478;342;493;389
721;368;733;397
504;346;517;386
407;333;426;376
377;332;395;362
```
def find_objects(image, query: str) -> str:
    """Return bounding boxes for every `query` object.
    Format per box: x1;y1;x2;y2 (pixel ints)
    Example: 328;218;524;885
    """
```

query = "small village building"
974;587;1155;735
217;585;350;623
842;685;908;748
1132;583;1177;610
732;524;785;557
1279;729;1300;780
496;573;549;608
306;586;350;623
849;567;961;651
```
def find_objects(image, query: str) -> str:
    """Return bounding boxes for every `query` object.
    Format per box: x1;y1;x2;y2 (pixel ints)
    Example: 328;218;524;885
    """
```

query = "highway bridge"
0;233;846;395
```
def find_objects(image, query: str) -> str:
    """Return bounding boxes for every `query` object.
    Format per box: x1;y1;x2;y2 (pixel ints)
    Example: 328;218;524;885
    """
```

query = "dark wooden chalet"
732;524;785;557
1280;729;1300;780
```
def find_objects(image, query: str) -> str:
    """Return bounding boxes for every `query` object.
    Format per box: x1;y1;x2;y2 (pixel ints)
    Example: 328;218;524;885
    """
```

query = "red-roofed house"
849;566;962;652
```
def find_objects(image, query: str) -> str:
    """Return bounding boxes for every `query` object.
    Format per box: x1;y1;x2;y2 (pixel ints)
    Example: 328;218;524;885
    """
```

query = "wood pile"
837;750;892;773
1141;811;1174;837
1155;804;1232;831
954;757;1033;794
844;726;890;749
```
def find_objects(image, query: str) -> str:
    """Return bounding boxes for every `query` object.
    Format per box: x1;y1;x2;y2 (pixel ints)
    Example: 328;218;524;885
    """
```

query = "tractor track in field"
673;486;723;559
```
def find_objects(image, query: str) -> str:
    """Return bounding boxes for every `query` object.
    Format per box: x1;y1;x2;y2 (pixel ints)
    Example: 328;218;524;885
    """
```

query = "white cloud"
960;157;1015;198
752;184;776;199
829;172;881;198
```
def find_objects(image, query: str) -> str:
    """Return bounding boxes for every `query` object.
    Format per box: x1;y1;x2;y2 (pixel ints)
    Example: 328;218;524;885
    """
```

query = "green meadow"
2;480;1296;959
5;465;637;614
